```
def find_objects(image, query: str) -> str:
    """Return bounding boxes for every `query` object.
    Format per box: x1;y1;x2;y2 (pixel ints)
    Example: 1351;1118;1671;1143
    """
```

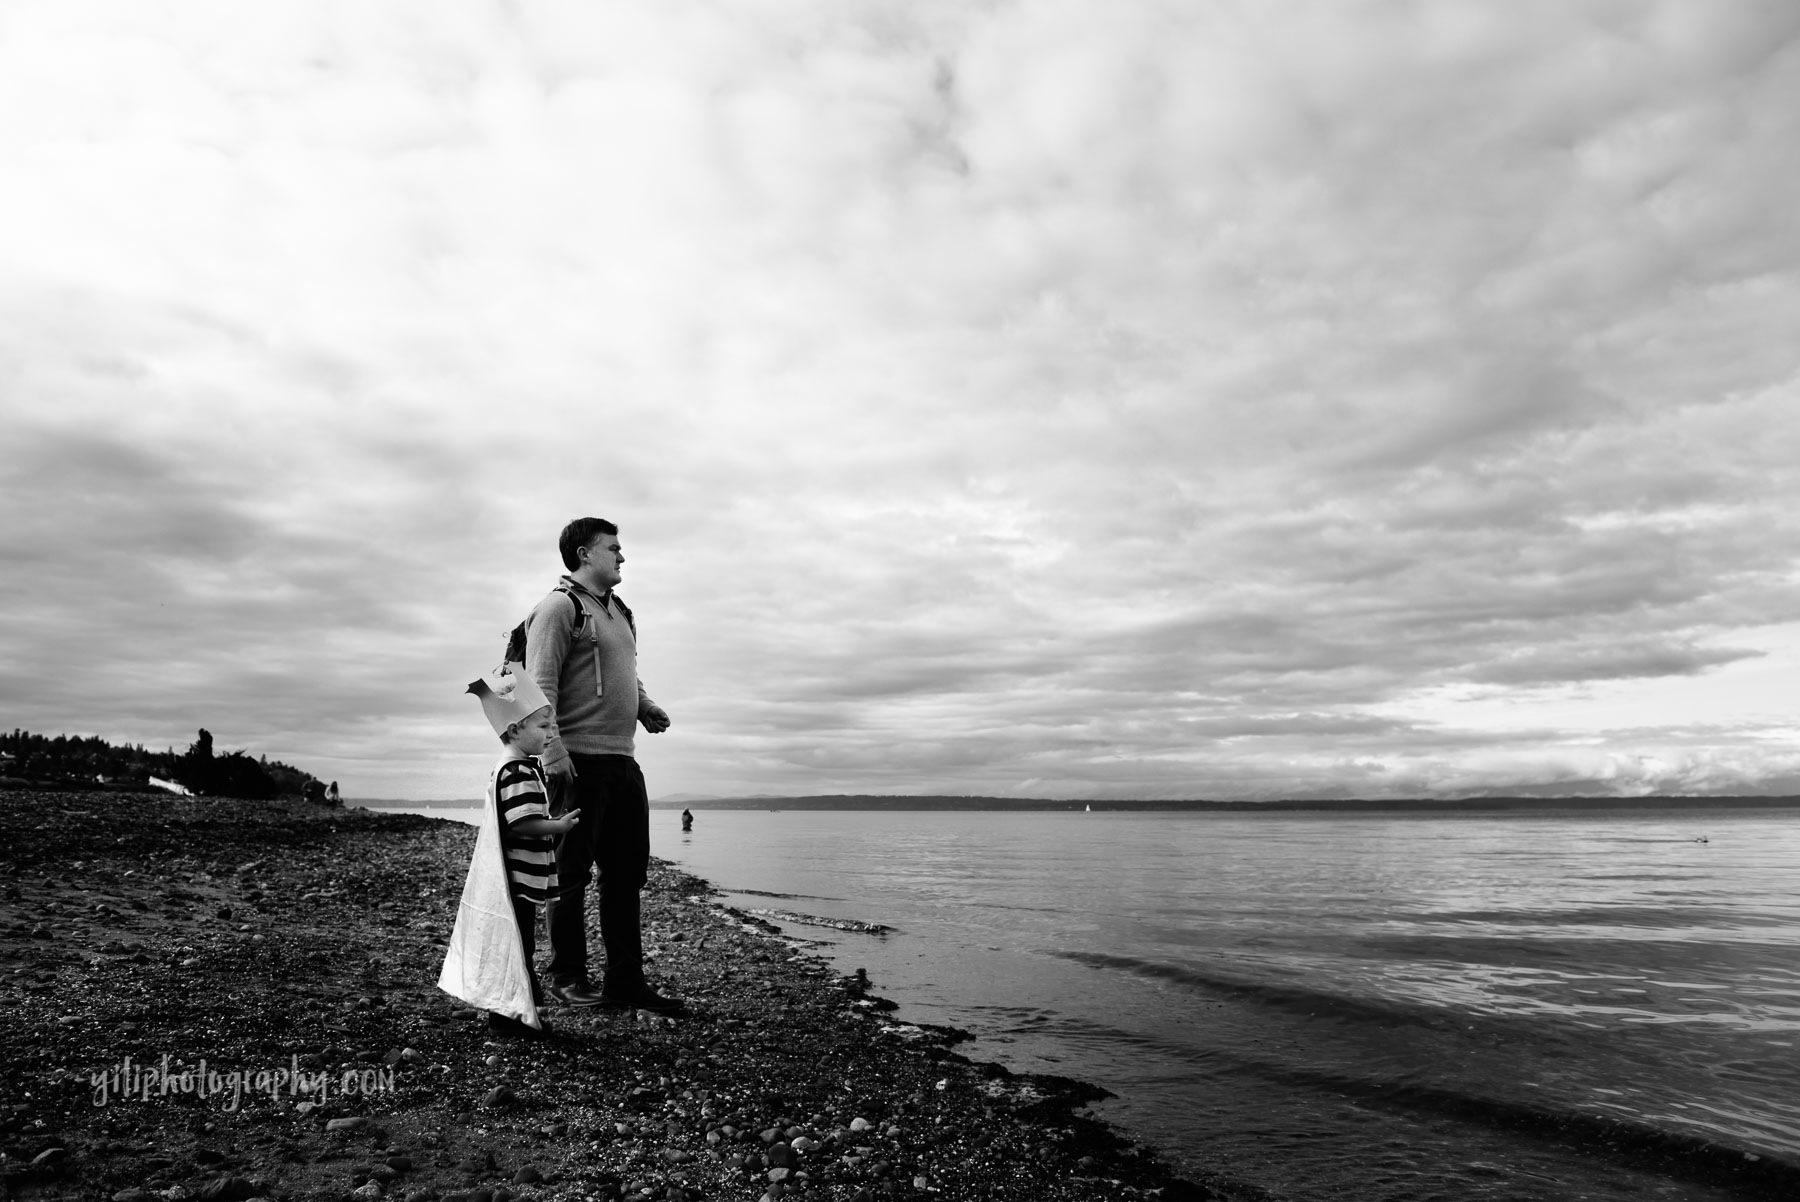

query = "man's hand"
640;703;671;734
540;740;577;781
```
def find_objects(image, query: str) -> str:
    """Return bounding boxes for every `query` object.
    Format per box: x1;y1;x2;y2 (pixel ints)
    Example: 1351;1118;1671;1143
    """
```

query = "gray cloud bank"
3;1;1799;800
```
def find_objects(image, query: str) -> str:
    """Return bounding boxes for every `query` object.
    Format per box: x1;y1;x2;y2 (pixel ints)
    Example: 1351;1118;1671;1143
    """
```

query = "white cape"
437;792;540;1028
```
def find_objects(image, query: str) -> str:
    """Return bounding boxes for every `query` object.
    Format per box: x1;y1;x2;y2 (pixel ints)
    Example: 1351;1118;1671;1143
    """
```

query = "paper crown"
467;662;552;737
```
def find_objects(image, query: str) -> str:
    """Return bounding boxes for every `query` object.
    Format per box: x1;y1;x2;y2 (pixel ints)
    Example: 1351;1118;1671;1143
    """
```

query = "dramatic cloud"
3;0;1799;800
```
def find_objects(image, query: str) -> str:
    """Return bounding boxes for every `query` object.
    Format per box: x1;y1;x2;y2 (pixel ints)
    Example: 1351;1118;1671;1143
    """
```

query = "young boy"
489;704;577;1034
462;665;579;1037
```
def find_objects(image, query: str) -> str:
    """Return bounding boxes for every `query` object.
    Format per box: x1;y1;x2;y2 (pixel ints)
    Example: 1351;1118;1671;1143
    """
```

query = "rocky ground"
0;789;1252;1202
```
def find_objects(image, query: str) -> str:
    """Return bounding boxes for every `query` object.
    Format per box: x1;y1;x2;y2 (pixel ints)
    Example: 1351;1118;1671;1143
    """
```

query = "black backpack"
501;584;634;668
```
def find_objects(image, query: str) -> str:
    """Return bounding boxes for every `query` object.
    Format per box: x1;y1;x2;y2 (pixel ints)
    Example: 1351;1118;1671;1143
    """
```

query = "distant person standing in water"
681;808;693;832
525;516;678;1013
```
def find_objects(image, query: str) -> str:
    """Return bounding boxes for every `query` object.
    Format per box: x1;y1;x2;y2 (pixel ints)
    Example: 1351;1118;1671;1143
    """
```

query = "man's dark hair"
559;517;619;570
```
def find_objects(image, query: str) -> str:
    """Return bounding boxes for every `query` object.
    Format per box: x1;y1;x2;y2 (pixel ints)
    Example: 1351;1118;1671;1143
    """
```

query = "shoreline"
0;789;1247;1202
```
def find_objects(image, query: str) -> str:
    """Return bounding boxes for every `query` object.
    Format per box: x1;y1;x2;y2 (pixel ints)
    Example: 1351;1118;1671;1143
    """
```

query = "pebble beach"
0;789;1242;1202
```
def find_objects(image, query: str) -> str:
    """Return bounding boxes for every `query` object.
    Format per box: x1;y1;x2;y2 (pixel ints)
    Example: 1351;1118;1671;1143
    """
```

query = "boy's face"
512;707;554;756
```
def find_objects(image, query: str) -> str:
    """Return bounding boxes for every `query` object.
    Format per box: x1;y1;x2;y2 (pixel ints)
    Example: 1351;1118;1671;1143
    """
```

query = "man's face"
581;532;624;590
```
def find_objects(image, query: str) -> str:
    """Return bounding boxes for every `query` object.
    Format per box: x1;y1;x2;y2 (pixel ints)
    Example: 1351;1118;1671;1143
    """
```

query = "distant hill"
1;728;321;801
648;793;1800;812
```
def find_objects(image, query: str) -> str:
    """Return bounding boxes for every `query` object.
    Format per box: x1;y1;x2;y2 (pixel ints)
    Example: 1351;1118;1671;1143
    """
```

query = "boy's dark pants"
546;752;650;992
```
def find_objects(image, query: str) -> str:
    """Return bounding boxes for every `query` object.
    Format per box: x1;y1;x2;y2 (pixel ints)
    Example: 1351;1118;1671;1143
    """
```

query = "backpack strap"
554;584;589;638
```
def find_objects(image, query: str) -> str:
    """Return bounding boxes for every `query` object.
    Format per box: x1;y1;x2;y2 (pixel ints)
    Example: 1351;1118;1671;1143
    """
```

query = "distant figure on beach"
326;781;341;807
681;808;693;832
302;780;326;805
526;516;679;1013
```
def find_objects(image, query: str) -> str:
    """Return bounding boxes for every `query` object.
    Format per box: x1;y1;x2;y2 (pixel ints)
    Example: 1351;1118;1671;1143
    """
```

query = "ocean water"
382;802;1800;1200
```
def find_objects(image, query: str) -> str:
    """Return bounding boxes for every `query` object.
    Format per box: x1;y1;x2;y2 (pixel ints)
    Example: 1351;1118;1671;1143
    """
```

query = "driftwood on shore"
0;790;1229;1202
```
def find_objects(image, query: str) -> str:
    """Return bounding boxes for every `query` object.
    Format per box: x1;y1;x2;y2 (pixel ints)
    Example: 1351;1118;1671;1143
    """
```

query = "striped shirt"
489;755;558;905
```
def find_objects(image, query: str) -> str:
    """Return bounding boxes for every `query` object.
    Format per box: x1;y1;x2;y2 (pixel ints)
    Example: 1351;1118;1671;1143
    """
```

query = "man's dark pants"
546;752;649;993
510;896;545;1007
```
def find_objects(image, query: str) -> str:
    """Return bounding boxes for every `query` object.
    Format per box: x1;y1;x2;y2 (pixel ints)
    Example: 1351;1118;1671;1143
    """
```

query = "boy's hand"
640;703;671;734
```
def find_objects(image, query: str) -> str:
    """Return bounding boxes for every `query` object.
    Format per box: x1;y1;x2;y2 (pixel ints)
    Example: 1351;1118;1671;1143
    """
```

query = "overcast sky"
4;0;1799;802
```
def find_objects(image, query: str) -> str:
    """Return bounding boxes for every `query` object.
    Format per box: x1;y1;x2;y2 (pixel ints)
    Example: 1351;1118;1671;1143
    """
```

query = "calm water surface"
382;802;1800;1200
660;809;1800;1202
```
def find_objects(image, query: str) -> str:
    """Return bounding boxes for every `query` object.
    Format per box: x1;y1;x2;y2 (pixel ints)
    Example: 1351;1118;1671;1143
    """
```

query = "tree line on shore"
1;728;320;800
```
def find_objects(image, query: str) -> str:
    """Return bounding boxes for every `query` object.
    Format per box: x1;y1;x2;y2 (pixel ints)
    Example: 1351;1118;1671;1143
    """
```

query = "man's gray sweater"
525;575;652;760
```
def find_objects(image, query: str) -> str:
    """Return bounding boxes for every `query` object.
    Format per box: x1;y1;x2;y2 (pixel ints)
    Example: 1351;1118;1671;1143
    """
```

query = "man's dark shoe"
601;984;685;1014
547;980;606;1007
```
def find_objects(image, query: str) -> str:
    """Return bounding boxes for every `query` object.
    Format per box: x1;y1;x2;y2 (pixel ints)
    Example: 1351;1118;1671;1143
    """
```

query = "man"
525;516;678;1012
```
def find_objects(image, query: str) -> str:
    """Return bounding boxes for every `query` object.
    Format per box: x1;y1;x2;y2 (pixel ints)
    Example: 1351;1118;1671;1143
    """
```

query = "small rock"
112;1191;148;1202
659;1148;692;1165
350;1184;383;1201
198;1177;254;1202
326;1117;370;1133
768;1144;796;1169
383;1156;413;1173
767;1167;791;1183
483;1086;517;1109
29;1146;64;1167
849;1117;873;1133
511;1166;541;1184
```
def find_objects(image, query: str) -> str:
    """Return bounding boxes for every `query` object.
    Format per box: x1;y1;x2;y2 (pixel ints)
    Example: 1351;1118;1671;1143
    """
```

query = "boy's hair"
559;517;619;571
500;705;552;746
